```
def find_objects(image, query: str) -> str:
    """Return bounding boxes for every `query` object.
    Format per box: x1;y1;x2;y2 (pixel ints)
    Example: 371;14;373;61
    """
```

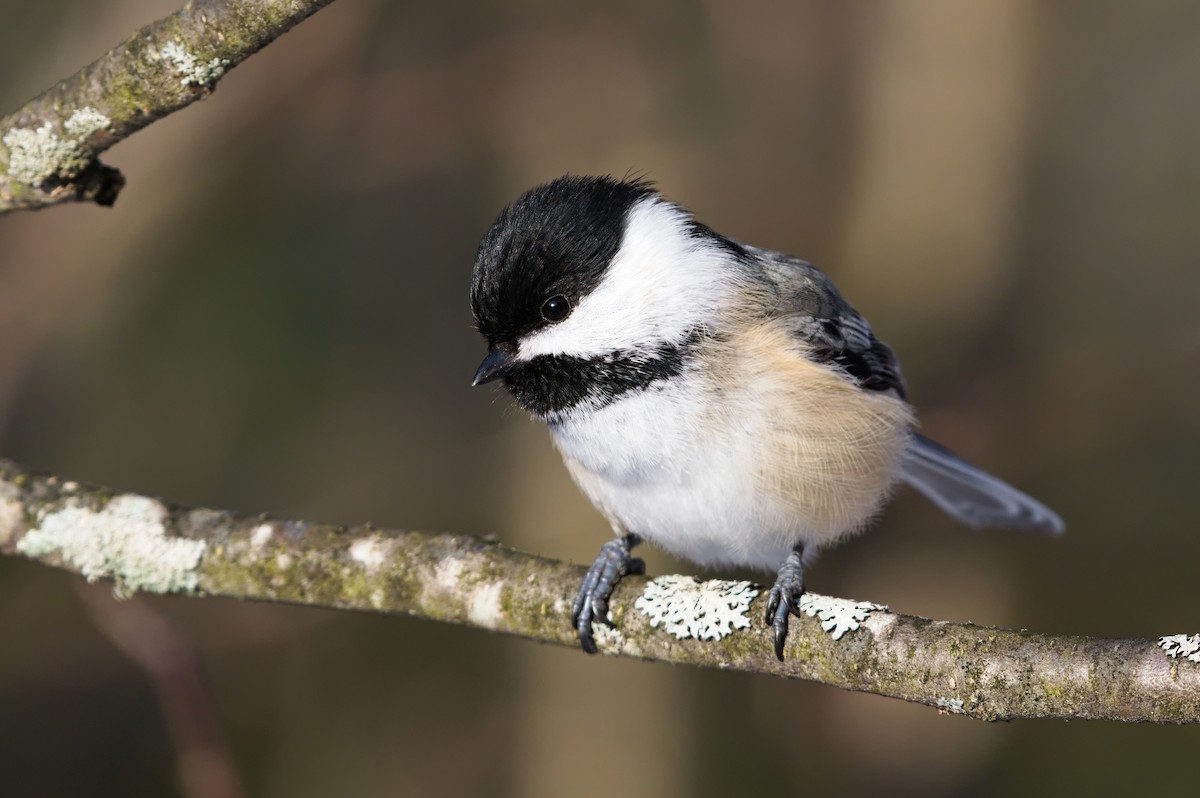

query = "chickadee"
471;175;1063;660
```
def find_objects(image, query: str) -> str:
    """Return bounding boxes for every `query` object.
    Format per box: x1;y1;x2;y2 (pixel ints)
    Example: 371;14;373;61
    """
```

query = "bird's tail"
900;433;1064;535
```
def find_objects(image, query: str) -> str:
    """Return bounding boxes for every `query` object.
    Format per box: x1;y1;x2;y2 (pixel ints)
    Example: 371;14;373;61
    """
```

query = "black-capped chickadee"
471;175;1063;660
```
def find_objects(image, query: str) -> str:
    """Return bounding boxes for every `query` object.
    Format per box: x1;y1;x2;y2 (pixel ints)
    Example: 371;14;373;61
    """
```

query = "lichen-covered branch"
1;457;1197;724
0;0;337;213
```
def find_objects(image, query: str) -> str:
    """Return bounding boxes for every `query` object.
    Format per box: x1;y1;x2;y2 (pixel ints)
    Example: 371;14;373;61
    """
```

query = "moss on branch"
1;457;1197;723
0;0;338;212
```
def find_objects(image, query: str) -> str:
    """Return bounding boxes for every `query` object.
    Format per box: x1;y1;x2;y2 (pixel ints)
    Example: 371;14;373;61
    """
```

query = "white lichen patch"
63;107;110;139
936;697;966;714
348;536;389;572
1158;634;1200;664
798;593;886;641
590;621;626;650
862;607;898;637
635;575;758;641
4;123;75;185
3;107;110;186
250;523;274;550
158;40;228;87
468;581;504;629
434;557;464;592
16;495;205;596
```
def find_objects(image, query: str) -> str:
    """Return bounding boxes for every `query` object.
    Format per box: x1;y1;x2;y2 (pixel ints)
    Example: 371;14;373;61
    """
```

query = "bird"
469;175;1063;660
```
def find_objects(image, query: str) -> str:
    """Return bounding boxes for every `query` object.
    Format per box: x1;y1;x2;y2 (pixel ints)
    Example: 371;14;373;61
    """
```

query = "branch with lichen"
2;458;1197;723
0;0;337;213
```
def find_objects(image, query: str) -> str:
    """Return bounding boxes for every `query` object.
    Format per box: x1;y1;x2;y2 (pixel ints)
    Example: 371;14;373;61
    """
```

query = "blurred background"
1;0;1198;795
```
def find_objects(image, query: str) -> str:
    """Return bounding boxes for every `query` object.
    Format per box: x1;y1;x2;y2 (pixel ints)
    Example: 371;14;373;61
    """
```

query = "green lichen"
220;0;301;51
102;69;157;125
200;524;426;618
492;562;578;644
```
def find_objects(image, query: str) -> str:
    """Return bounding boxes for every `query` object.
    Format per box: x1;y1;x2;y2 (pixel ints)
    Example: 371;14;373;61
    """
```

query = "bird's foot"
571;534;644;654
764;546;806;661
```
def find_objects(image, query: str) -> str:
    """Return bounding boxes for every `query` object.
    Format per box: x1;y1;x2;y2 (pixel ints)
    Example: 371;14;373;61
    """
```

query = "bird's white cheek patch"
516;198;735;360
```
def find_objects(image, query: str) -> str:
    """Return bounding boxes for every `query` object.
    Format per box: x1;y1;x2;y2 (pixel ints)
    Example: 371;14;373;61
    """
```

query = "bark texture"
0;0;336;212
1;457;1196;723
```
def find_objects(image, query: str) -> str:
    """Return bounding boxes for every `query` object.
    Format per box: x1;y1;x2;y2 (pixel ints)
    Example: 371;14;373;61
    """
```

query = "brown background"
1;1;1198;795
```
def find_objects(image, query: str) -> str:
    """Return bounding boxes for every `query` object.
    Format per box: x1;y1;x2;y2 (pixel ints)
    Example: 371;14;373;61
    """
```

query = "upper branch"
0;0;337;213
1;456;1196;723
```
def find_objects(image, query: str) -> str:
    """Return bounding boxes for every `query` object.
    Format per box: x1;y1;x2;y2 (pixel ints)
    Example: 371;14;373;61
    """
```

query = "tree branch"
1;456;1196;723
0;0;337;213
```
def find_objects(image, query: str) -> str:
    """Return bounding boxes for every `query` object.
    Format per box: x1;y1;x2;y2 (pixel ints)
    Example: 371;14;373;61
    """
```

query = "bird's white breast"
548;328;913;573
550;373;778;568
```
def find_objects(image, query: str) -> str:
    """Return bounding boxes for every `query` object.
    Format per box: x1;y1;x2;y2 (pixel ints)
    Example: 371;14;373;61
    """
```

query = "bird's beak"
472;347;516;386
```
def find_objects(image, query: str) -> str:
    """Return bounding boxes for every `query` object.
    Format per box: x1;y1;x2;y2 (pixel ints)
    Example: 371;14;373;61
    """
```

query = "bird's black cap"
470;175;656;347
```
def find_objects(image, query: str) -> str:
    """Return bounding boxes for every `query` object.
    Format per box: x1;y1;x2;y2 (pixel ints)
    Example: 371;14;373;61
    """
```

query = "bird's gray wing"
746;246;907;397
902;433;1065;534
746;245;1063;535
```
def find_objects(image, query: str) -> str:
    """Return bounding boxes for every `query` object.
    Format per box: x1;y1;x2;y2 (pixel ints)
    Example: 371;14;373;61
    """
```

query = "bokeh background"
2;1;1199;795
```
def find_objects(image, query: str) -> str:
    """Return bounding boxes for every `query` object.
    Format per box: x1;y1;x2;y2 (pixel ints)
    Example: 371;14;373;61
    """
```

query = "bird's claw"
765;547;805;661
572;535;642;653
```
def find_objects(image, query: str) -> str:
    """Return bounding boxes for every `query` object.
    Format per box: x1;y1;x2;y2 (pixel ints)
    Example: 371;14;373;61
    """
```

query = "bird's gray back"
741;245;908;398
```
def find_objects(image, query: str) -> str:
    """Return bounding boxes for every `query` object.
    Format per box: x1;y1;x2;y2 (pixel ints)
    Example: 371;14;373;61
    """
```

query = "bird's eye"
540;294;571;323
